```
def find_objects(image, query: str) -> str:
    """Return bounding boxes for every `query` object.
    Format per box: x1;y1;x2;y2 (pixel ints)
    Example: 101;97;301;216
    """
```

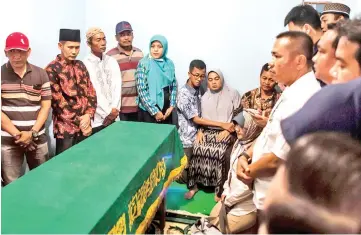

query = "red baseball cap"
5;32;30;51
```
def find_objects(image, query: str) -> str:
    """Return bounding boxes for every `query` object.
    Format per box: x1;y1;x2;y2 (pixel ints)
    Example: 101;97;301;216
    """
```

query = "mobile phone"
244;109;260;116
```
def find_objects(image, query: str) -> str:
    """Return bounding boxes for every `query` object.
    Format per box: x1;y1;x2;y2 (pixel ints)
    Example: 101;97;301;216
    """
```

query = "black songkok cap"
59;29;81;42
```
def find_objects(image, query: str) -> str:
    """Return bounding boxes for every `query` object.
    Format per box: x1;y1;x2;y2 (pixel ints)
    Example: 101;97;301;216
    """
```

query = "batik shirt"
177;84;201;148
236;88;281;116
45;55;97;139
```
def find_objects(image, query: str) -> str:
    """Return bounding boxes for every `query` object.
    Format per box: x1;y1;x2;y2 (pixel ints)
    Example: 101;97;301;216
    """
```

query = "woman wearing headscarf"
208;111;258;234
135;35;177;124
186;69;241;200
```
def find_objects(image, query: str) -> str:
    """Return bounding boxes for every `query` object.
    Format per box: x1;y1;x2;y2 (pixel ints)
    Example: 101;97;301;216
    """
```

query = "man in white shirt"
83;27;122;134
236;31;321;212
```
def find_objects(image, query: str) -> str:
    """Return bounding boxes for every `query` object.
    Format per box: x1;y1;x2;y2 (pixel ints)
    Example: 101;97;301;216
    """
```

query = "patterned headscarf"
86;27;104;41
232;111;263;151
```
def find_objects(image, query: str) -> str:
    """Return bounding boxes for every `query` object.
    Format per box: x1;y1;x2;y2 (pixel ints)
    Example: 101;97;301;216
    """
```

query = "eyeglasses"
190;72;206;79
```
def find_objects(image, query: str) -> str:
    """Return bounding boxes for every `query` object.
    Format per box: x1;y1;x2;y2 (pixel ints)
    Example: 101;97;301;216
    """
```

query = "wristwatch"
239;151;251;163
31;129;39;141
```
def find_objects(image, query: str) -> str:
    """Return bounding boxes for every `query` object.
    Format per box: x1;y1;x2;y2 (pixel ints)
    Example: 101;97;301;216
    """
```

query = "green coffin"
1;122;186;234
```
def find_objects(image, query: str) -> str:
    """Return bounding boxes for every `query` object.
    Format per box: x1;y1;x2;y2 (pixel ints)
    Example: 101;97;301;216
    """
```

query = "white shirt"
83;53;122;128
252;71;321;210
222;141;256;216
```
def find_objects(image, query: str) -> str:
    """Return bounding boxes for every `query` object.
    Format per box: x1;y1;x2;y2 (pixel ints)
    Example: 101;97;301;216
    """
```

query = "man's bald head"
276;31;314;68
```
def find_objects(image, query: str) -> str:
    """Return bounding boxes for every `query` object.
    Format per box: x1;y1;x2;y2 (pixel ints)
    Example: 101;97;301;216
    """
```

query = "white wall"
85;0;301;94
0;0;87;67
1;0;304;156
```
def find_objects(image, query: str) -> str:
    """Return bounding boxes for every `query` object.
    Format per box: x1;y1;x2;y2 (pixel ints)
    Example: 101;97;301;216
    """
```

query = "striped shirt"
106;45;143;113
1;62;52;145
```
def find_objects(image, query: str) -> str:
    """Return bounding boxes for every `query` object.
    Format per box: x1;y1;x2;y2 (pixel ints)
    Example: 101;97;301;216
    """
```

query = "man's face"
90;32;106;53
188;67;206;88
260;70;277;92
116;30;133;48
269;37;298;86
5;49;31;69
207;72;223;91
312;30;337;84
331;36;361;83
321;13;338;32
58;41;80;61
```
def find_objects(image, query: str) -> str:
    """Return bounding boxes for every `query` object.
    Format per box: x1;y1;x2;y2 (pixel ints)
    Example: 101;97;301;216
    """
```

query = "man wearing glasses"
107;21;143;122
176;59;234;185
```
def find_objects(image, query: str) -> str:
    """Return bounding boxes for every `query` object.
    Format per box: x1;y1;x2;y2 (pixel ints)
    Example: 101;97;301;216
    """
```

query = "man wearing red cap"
45;29;97;155
1;32;52;186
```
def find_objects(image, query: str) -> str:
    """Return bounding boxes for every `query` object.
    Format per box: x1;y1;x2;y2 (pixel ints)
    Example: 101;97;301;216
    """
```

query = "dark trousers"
55;135;87;155
92;125;106;135
139;87;173;125
119;112;139;122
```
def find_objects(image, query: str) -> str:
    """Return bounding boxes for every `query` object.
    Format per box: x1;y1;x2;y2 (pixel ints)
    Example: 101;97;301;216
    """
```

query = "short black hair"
327;21;345;49
189;59;206;72
284;5;322;30
260;63;270;76
276;31;314;67
338;18;361;69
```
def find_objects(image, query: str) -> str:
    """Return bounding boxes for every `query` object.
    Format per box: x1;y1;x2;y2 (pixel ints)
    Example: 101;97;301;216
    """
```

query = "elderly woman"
185;69;240;200
135;35;177;124
209;111;258;234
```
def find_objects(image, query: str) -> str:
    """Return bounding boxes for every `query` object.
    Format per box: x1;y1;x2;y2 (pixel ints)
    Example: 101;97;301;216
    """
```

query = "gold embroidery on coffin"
108;155;187;234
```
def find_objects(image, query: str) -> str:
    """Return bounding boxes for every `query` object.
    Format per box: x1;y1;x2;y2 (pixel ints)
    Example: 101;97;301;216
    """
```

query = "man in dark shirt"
45;29;97;155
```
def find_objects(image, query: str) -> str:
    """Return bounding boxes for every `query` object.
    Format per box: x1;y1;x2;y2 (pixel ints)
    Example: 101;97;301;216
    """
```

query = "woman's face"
235;124;244;139
150;40;164;59
260;70;277;92
208;72;223;91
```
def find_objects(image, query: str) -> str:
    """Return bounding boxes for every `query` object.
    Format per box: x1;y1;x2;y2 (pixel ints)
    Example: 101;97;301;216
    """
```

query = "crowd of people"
1;1;361;234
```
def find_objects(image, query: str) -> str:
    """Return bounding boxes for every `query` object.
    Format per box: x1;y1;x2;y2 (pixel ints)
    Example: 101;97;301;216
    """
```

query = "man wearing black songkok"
45;29;97;155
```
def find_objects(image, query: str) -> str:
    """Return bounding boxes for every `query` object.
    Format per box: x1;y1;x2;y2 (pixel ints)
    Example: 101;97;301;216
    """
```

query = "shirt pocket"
24;84;42;102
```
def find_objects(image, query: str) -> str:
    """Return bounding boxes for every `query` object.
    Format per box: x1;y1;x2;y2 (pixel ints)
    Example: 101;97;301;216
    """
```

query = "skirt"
188;129;235;197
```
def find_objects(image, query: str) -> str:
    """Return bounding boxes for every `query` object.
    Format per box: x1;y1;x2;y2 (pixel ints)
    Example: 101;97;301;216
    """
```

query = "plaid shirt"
135;61;177;115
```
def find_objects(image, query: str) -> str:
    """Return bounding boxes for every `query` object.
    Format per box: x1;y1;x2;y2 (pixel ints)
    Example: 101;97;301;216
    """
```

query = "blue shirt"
177;84;201;148
281;78;361;143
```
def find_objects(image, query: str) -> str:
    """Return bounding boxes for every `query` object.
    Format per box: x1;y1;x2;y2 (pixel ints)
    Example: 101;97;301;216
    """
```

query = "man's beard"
119;44;132;51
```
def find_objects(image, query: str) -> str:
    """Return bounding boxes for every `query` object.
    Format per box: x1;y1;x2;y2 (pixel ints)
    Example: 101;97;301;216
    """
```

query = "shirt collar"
56;54;77;66
185;83;199;96
6;61;32;75
117;44;138;55
255;87;277;100
86;52;106;62
283;71;317;97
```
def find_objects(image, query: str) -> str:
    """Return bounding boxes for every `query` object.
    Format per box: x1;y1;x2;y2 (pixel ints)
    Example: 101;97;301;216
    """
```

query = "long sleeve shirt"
45;54;97;139
222;141;256;216
135;61;177;116
83;53;122;128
